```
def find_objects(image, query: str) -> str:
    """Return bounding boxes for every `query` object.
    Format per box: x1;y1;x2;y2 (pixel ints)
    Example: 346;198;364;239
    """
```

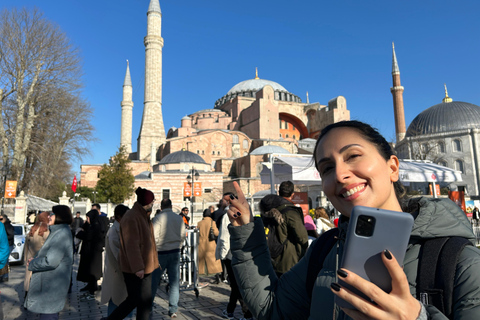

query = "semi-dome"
159;150;207;164
406;101;480;137
250;145;290;155
214;70;302;108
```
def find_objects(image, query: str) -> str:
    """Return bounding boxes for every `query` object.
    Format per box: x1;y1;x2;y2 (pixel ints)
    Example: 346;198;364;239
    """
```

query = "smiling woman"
223;120;480;320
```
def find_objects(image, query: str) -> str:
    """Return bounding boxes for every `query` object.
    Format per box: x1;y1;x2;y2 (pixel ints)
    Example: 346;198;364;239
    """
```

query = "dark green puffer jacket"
229;197;480;320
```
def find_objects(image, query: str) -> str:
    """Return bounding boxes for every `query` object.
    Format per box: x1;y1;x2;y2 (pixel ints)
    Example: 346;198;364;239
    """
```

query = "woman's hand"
27;257;34;267
226;181;254;227
331;250;421;320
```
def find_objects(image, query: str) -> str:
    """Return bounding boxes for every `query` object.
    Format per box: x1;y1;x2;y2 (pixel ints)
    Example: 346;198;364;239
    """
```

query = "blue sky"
3;0;480;178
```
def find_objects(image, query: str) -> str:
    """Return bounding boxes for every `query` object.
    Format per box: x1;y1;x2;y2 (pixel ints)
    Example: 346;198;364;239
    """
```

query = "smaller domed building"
396;89;480;195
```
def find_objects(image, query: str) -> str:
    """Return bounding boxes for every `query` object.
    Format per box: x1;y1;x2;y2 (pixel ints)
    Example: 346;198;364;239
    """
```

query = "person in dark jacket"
24;205;73;320
259;194;308;277
76;209;106;300
225;120;480;320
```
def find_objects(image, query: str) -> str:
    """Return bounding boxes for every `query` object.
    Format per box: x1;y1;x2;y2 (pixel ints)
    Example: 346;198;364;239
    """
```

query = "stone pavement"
1;256;249;320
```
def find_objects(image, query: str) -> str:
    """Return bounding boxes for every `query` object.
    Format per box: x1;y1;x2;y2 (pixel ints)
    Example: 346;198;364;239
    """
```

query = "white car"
9;224;26;264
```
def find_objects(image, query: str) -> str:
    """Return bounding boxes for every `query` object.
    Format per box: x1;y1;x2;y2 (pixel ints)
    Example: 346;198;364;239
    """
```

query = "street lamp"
186;167;200;223
1;164;7;215
92;191;98;203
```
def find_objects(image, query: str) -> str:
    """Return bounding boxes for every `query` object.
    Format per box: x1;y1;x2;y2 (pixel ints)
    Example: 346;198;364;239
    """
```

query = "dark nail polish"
384;249;392;260
233;214;238;218
331;283;341;292
229;194;236;200
237;212;242;216
337;269;348;278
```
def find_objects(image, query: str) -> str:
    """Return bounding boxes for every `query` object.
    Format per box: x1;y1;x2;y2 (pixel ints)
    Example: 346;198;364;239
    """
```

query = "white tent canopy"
398;160;463;183
260;155;463;186
26;194;59;211
260;155;321;186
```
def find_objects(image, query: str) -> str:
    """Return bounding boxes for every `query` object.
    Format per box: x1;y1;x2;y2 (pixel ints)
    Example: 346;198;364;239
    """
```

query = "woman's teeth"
342;185;365;198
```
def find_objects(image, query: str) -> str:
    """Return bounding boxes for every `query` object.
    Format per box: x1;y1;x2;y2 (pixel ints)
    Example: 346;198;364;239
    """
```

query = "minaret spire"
392;42;400;75
254;67;259;80
121;60;133;153
137;0;166;161
306;91;309;104
442;83;453;103
390;42;406;142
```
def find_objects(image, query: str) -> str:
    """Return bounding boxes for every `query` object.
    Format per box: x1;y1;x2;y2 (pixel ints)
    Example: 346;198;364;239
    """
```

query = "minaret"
390;42;406;142
121;60;133;153
137;0;166;161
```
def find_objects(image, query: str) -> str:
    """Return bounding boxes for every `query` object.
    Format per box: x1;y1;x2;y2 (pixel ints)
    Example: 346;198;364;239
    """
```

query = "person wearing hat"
104;187;159;320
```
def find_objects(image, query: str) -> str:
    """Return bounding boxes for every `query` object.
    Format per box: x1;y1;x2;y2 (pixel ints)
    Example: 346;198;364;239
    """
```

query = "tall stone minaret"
121;60;133;153
390;42;406;142
137;0;166;161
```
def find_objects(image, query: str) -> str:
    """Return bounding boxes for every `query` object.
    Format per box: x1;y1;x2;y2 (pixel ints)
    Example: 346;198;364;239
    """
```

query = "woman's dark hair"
203;208;212;218
114;204;129;221
313;120;406;201
52;205;73;225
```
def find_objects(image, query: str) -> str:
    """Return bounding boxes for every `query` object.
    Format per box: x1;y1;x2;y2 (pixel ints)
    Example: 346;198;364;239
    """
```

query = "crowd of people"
4;119;480;320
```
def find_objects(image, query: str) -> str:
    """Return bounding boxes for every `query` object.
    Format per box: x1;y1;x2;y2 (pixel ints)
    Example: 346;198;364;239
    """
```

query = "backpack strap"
417;236;472;319
306;228;339;300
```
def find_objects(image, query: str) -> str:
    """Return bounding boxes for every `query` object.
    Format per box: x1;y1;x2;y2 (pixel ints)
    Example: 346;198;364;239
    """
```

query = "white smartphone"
334;206;414;309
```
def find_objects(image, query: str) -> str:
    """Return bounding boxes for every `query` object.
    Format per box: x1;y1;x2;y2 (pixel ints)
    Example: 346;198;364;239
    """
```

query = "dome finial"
443;83;453;103
182;142;186;151
254;67;259;80
306;91;309;104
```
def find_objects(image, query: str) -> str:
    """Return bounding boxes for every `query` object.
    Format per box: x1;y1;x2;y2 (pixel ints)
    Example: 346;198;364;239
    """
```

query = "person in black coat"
76;209;106;299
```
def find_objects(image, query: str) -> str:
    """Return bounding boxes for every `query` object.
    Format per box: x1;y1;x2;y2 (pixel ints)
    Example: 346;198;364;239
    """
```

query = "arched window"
243;140;248;149
286;134;289;138
293;135;296;140
437;160;448;167
184;164;190;171
233;135;239;144
455;160;464;173
161;165;166;172
453;139;462;152
437;142;445;153
279;120;282;129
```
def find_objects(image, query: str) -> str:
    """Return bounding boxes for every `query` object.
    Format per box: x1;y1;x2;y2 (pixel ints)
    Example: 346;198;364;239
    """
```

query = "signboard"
290;192;308;216
428;183;441;196
183;182;192;197
5;180;17;199
449;191;466;214
193;182;202;196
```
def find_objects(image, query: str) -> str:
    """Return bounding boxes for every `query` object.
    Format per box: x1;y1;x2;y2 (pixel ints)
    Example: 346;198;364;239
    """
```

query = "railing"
471;220;480;246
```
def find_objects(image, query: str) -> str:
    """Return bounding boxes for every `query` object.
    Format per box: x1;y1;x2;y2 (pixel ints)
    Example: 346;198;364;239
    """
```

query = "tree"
95;146;135;204
0;7;94;195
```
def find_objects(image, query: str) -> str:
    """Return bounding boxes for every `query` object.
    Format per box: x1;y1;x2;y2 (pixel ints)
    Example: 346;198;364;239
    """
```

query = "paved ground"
1;256;247;320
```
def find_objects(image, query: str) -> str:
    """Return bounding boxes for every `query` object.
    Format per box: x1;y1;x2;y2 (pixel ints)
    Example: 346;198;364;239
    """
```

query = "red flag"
71;175;77;193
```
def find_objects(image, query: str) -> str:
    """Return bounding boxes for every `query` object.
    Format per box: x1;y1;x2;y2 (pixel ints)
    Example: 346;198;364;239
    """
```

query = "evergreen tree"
95;146;135;204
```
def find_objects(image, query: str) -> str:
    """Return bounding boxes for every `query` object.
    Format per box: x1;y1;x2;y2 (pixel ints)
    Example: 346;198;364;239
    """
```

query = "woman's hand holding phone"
226;181;253;227
332;250;421;320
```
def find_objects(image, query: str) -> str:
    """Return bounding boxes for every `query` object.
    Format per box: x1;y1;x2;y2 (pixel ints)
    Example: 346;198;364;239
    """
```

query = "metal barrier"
179;228;200;297
471;221;480;246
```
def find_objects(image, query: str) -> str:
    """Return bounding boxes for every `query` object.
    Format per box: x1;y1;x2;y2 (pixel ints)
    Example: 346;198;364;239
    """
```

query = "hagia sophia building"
81;0;480;213
80;0;350;210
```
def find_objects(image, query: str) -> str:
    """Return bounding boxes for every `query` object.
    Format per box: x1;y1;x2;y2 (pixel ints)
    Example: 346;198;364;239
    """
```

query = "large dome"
406;101;480;137
227;79;288;95
250;145;290;155
214;74;302;108
159;150;207;165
